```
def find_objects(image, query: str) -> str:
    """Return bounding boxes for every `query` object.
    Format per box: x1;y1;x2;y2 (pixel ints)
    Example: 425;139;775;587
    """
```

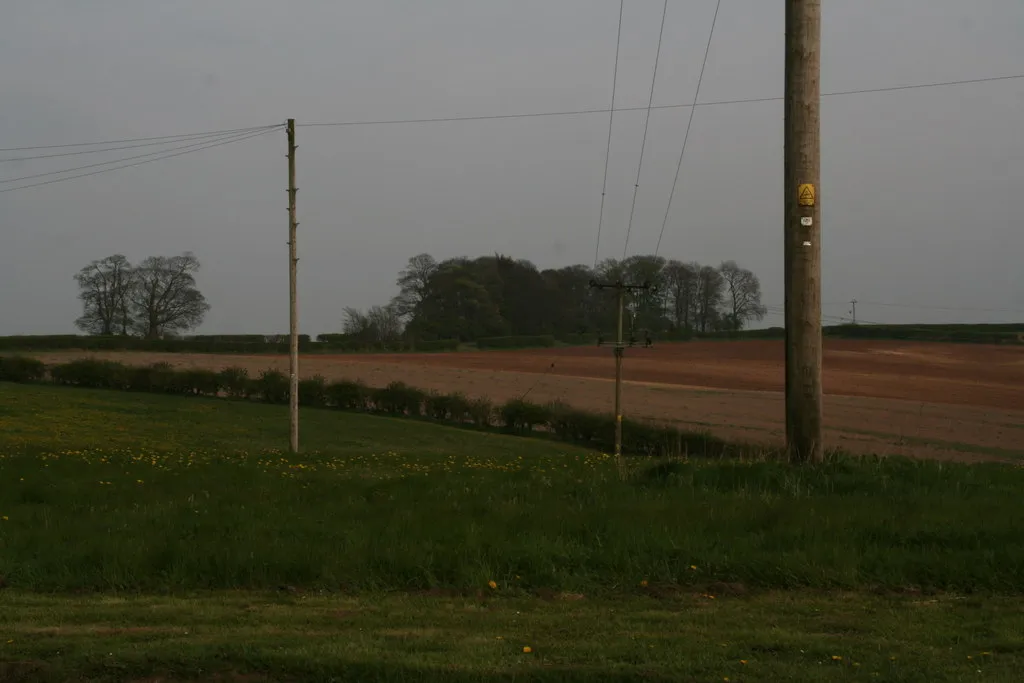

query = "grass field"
2;382;1024;681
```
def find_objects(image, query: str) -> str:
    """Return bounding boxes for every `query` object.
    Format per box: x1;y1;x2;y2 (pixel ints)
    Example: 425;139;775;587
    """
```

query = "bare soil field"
35;339;1024;462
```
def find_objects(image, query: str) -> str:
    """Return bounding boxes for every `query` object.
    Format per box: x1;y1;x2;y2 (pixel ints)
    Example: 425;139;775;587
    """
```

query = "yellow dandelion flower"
831;655;842;661
1;516;8;521
488;580;498;589
640;579;648;587
740;660;748;665
522;646;532;654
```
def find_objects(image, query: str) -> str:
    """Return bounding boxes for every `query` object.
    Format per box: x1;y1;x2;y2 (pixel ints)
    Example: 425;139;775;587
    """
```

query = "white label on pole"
801;217;813;226
802;241;812;246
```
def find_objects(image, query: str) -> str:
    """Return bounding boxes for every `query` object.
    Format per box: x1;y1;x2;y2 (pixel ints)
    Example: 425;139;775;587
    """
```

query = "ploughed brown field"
35;339;1024;462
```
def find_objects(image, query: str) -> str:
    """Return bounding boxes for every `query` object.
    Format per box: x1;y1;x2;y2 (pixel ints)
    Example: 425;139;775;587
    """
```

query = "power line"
821;73;1024;99
856;300;1024;315
763;304;860;326
0;128;282;185
0;124;281;152
1;73;1019;157
654;0;723;257
299;105;674;128
593;0;625;269
621;0;670;260
766;301;1024;324
296;73;1024;129
0;127;279;163
0;126;283;194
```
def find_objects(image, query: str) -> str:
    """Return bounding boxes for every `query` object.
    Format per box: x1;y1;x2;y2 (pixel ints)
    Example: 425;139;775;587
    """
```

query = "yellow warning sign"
798;184;816;207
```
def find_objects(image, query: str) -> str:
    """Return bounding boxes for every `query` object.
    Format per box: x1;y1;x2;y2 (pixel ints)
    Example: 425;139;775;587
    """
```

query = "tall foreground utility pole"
589;279;654;467
784;0;823;463
286;119;299;453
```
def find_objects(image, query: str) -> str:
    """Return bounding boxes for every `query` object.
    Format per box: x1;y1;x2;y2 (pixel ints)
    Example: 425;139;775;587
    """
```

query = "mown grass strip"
2;591;1023;682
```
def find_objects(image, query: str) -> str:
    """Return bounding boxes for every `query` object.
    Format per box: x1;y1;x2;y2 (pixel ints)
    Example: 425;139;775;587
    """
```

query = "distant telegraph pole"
286;119;299;453
849;299;858;325
784;0;823;463
589;278;654;469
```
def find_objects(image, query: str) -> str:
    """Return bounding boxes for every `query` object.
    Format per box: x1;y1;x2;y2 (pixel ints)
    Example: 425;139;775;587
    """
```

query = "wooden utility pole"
784;0;823;463
850;299;858;324
286;119;299;453
589;279;654;468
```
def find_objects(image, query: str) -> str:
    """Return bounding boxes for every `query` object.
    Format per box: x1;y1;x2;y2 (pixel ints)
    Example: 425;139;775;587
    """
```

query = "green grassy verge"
2;591;1022;682
2;383;1023;594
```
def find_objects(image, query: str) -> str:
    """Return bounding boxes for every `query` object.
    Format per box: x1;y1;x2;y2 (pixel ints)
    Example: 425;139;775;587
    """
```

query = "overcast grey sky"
2;0;1022;335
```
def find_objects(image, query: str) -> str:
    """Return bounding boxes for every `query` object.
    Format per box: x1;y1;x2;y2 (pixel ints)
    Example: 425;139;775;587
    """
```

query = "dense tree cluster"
74;252;209;339
344;253;766;342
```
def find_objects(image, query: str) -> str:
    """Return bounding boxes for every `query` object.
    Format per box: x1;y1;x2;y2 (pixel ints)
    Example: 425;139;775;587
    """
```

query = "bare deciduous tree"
662;260;697;331
343;305;403;344
692;264;725;333
391;253;438;319
719;260;767;331
74;254;136;335
130;252;210;339
342;307;372;338
368;304;403;342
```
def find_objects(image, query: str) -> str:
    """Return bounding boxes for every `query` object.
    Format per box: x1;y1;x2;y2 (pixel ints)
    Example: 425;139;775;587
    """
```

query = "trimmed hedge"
0;356;46;383
2;356;731;459
694;327;785;341
298;375;329;408
326;380;371;411
476;335;556;350
824;324;1024;345
0;334;463;355
256;369;290;404
315;339;460;353
189;334;292;343
0;335;300;354
556;333;597;346
219;367;253;399
411;339;460;352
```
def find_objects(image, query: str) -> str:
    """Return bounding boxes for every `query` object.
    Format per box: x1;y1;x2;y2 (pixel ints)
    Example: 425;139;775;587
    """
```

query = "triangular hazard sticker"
798;184;815;206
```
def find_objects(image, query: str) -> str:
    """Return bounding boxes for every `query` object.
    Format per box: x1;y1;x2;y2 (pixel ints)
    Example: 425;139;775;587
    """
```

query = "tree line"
74;253;209;339
71;251;766;346
343;253;767;343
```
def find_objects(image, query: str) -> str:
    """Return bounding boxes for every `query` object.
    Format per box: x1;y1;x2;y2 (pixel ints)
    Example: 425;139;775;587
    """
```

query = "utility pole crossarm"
588;279;655;292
